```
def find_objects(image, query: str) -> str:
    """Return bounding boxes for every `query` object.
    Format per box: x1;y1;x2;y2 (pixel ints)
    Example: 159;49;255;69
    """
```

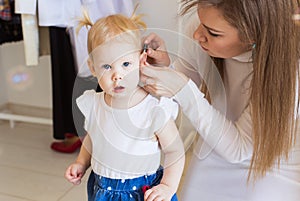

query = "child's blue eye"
122;62;130;67
102;64;111;70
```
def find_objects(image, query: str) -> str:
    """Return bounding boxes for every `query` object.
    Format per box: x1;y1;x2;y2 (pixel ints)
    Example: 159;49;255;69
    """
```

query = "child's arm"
144;119;185;201
65;134;92;185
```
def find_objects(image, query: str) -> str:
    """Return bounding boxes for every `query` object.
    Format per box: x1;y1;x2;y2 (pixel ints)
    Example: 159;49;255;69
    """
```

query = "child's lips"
113;86;125;93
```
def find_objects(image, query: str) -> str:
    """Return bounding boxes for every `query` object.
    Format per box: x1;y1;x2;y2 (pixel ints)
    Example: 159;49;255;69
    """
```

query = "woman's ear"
87;58;97;77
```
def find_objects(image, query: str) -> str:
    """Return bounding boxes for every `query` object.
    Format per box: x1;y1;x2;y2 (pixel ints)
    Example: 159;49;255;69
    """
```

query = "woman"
140;0;300;200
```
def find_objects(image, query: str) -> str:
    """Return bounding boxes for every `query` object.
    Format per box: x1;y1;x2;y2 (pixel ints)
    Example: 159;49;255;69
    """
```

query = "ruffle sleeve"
76;89;96;131
150;97;179;133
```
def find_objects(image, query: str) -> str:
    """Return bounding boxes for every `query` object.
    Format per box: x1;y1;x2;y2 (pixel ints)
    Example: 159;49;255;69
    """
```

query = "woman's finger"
146;48;170;66
144;33;161;45
143;33;157;43
143;85;170;98
143;85;157;96
139;71;151;84
141;65;167;78
143;33;167;51
140;65;154;78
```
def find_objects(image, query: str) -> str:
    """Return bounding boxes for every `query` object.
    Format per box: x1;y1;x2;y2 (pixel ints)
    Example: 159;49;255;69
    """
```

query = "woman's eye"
122;62;131;67
208;30;220;37
102;64;111;70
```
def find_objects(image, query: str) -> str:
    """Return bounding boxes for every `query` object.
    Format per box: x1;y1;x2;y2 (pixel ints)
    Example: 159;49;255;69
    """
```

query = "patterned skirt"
87;168;178;201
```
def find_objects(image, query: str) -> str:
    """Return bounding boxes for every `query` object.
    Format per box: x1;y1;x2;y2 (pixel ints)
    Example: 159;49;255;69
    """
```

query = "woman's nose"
193;25;207;42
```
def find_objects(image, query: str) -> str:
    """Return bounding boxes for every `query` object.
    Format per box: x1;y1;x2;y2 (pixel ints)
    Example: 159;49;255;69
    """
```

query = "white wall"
0;41;52;108
0;48;8;106
134;0;180;56
0;0;179;109
134;0;179;30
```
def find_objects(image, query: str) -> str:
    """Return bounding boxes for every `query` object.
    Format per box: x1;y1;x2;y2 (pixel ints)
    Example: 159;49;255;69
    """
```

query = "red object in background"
142;185;151;193
51;133;82;153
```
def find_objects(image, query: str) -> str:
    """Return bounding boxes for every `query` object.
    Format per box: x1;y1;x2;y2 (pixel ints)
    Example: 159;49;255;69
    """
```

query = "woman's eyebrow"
202;24;224;33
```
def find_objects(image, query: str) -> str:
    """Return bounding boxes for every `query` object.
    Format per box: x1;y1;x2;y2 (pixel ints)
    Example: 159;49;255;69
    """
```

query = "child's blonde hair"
76;8;146;55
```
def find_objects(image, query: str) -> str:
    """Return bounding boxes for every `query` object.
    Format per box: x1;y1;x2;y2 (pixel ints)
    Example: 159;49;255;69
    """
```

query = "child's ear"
139;52;148;66
87;58;97;77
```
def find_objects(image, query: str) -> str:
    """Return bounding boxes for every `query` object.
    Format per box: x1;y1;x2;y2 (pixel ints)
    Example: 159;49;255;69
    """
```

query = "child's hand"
64;163;86;185
144;183;175;201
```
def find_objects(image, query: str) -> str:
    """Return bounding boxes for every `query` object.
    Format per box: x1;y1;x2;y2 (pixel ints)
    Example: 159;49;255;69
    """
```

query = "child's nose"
112;72;123;81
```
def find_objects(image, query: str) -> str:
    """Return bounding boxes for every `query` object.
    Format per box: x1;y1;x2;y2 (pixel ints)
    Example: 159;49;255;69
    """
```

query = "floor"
0;121;87;201
0;120;193;201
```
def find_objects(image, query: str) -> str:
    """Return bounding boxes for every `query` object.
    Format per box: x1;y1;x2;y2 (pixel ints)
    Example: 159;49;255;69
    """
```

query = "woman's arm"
176;80;253;162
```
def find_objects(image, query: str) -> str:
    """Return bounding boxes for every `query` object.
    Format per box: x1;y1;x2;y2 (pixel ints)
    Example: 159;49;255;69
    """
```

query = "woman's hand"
143;33;171;66
141;33;189;97
140;64;189;98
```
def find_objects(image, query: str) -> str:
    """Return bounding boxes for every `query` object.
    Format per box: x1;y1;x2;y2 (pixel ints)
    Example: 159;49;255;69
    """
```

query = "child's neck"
104;87;148;109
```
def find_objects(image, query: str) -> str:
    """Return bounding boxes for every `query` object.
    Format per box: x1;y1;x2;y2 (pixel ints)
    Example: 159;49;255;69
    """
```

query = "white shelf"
0;112;52;128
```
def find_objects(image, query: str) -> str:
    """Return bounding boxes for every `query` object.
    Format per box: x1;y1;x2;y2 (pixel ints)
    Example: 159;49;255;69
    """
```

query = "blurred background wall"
0;0;179;110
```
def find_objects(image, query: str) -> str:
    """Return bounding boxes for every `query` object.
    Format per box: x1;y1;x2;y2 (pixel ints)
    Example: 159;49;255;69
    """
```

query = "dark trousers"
49;27;101;139
72;76;99;138
49;27;76;139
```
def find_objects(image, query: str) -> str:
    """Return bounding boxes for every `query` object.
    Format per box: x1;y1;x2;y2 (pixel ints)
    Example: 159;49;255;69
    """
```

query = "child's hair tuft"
76;8;94;34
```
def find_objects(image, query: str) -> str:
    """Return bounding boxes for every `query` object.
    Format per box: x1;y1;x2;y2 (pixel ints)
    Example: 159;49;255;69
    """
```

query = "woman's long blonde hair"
76;6;146;55
181;0;300;181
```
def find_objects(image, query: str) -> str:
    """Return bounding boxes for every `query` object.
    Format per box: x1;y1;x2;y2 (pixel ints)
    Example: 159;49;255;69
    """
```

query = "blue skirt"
87;168;178;201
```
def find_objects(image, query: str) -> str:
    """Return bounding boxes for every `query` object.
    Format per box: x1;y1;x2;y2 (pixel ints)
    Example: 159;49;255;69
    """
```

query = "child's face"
89;39;141;99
